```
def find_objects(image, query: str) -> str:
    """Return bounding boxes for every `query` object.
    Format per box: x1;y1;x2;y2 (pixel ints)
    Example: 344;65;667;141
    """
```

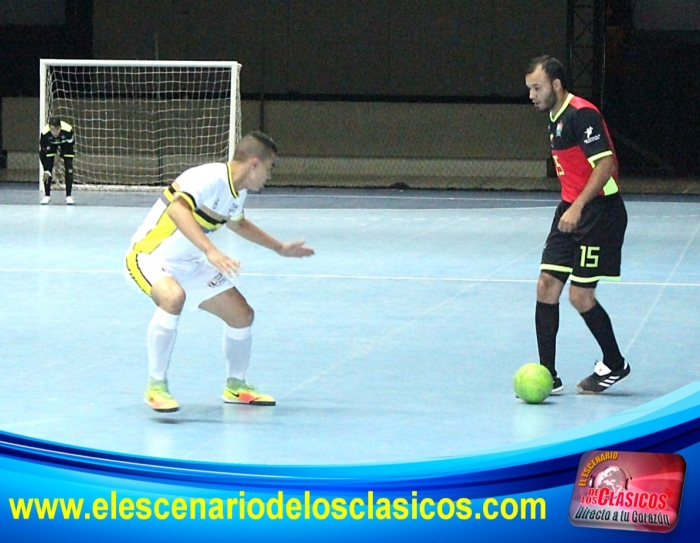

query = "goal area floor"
1;184;699;465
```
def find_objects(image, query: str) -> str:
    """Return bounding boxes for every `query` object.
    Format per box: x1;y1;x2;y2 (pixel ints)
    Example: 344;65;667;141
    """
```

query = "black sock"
580;302;625;370
65;178;73;197
535;301;559;377
65;159;73;197
43;181;51;196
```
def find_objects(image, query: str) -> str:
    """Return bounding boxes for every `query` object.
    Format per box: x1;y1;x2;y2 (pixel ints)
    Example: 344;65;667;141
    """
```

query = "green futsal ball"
514;363;553;404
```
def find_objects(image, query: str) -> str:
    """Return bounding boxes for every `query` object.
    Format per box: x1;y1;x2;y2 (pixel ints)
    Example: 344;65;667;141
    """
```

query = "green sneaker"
223;378;276;406
144;379;179;413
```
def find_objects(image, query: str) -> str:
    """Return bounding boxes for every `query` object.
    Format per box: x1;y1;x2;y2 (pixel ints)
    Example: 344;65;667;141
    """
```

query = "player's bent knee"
568;286;596;312
241;304;255;327
229;289;254;326
151;277;186;313
220;304;254;328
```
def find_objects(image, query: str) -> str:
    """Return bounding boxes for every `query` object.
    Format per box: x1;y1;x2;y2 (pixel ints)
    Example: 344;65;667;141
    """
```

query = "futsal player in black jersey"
525;55;630;394
39;116;75;205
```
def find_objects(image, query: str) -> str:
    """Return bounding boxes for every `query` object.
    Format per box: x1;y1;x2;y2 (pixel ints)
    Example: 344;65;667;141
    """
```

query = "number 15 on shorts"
580;246;600;268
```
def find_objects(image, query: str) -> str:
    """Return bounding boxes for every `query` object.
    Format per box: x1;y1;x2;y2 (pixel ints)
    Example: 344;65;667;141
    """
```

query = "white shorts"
124;251;236;312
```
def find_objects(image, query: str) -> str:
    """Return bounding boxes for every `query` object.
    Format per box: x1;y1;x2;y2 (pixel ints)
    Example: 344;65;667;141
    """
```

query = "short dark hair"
527;55;568;91
233;131;278;161
49;116;62;127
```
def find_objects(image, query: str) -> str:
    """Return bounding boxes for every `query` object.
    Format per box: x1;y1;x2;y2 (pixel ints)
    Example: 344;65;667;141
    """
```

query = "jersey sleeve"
172;165;219;210
574;107;613;162
228;192;247;222
39;131;51;153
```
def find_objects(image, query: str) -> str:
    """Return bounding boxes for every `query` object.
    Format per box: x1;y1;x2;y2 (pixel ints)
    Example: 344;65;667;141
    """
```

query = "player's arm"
558;155;615;233
572;154;616;207
227;217;315;258
39;133;54;179
167;197;241;276
558;109;616;232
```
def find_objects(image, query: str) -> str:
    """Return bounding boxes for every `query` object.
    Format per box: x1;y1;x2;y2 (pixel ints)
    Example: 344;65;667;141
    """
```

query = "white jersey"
128;162;247;263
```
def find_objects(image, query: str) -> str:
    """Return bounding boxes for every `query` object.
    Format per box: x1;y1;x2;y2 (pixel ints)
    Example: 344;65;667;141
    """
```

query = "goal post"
39;59;241;190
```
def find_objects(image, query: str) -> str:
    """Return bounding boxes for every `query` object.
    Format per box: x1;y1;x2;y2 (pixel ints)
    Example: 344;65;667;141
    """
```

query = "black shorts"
540;194;627;287
46;143;75;159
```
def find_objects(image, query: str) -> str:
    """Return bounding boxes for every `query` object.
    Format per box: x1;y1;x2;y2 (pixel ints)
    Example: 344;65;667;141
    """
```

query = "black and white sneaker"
576;360;630;394
551;375;564;395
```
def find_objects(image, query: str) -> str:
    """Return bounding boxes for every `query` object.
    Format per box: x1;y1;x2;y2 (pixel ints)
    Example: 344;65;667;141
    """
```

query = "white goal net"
40;59;241;189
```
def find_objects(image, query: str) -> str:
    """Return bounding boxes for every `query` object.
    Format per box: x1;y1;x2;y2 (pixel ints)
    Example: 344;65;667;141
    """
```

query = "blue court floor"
1;186;699;465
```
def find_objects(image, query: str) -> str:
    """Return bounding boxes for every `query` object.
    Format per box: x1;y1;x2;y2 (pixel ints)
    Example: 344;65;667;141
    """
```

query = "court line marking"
255;194;561;202
245;206;558;212
270;236;550;404
623;219;700;353
1;268;699;287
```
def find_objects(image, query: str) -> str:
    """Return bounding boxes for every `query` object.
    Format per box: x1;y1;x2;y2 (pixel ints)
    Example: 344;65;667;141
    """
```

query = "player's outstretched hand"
278;240;315;258
205;246;242;277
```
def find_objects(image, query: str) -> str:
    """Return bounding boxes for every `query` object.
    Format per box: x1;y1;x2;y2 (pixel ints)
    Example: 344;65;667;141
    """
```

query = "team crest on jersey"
556;120;564;138
584;126;601;144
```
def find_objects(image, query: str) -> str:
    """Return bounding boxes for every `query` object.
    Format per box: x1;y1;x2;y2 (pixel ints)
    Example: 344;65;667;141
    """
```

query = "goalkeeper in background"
39;116;75;205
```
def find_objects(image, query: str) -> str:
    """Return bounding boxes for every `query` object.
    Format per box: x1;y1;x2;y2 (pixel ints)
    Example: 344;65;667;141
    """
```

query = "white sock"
223;325;252;381
147;307;180;381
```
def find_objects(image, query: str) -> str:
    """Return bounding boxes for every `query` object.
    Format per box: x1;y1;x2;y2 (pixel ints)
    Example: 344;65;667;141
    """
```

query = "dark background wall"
1;0;699;174
89;0;566;99
1;0;569;98
0;0;92;96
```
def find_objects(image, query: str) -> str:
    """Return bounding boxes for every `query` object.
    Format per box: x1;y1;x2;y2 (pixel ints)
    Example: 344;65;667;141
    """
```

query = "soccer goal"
39;59;241;189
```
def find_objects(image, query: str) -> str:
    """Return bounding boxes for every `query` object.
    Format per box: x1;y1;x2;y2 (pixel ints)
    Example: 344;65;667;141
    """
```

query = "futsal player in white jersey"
125;131;315;413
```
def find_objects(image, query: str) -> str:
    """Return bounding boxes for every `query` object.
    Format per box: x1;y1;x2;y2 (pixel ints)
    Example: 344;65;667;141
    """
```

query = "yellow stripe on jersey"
588;151;619;195
163;182;226;232
570;273;621;283
193;209;225;232
125;207;179;295
125;252;153;296
587;150;613;165
226;162;238;198
540;263;574;274
162;181;195;207
228;211;245;223
602;178;619;195
550;93;574;123
129;211;178;255
172;191;196;210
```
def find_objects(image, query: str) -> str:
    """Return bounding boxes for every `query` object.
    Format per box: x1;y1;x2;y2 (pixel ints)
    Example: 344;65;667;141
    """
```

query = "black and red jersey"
548;94;619;203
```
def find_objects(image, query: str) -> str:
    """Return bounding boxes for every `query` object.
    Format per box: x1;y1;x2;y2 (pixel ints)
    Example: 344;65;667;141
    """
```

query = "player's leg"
40;152;56;204
535;202;573;393
571;195;630;393
536;271;566;392
570;283;629;394
199;287;275;406
62;151;75;204
125;251;183;412
149;277;186;377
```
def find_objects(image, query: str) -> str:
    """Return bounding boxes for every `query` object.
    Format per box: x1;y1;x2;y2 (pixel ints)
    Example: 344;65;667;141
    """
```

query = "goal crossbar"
39;59;241;190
